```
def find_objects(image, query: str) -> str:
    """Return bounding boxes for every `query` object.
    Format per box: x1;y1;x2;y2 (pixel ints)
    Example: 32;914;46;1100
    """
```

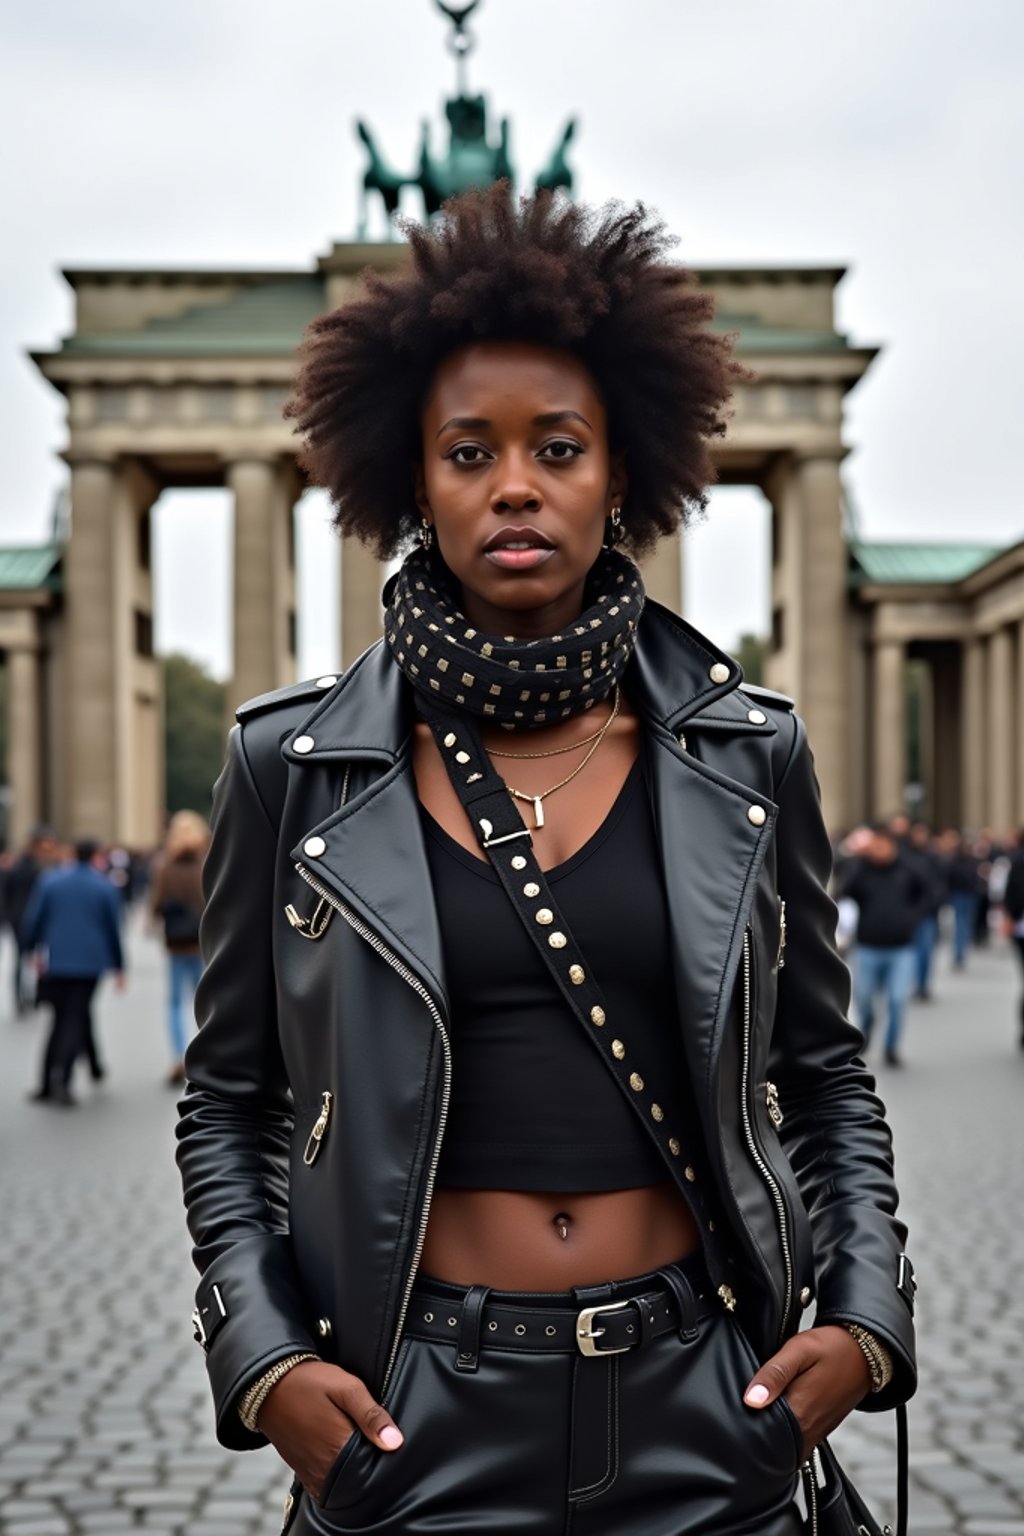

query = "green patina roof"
713;312;853;353
0;545;62;591
61;276;327;357
849;540;1006;587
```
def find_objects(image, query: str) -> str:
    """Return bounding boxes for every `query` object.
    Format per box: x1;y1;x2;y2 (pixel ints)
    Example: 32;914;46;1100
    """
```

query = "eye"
539;439;583;462
447;443;491;465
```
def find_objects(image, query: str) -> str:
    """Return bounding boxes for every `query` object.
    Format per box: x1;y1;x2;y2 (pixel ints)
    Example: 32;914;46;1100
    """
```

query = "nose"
490;451;542;515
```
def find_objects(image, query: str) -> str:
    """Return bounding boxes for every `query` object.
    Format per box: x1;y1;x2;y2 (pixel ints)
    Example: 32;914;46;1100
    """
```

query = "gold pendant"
531;797;545;829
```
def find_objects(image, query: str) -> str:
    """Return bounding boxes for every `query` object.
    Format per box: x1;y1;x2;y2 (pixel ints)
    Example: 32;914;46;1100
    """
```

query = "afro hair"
286;184;740;558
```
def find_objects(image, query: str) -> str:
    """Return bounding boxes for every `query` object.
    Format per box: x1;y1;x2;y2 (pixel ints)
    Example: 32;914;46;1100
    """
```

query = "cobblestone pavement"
0;912;1022;1536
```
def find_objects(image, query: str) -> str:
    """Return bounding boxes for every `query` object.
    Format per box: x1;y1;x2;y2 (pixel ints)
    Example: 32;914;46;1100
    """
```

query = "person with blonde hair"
151;810;209;1085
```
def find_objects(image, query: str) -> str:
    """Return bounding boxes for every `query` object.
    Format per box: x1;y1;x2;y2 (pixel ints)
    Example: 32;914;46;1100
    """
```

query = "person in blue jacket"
22;838;125;1105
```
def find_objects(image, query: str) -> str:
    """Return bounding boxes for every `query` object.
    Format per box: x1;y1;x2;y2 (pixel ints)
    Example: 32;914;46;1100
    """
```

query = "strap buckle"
478;817;532;850
576;1299;634;1356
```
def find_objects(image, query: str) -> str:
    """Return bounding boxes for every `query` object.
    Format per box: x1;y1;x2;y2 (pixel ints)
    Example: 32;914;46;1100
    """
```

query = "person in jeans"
150;811;209;1086
905;821;947;1000
842;825;928;1066
942;831;982;968
21;838;125;1105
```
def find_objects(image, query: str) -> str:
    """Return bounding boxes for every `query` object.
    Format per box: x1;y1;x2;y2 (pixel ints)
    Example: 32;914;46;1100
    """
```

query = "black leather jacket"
177;601;917;1450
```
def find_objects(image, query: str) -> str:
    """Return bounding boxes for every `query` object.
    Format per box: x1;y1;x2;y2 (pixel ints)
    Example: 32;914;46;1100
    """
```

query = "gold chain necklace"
496;687;621;830
484;705;612;761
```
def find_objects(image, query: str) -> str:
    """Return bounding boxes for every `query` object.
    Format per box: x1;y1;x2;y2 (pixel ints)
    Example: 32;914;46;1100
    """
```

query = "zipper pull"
303;1091;333;1166
765;1081;784;1129
285;899;334;941
776;899;787;970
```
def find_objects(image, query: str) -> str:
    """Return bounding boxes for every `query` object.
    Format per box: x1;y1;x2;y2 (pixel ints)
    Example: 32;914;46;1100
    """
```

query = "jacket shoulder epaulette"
235;673;341;725
738;683;796;714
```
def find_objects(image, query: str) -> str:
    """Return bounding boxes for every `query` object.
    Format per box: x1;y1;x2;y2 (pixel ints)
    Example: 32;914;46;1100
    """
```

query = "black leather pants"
290;1252;803;1536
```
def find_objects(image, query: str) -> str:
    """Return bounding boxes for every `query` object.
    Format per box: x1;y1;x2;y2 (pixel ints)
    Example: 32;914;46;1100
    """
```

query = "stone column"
872;639;906;818
62;459;119;838
961;636;987;828
61;458;161;844
642;530;683;615
228;459;297;717
764;454;850;831
986;625;1015;835
846;609;870;824
340;535;386;667
930;646;963;830
6;643;42;847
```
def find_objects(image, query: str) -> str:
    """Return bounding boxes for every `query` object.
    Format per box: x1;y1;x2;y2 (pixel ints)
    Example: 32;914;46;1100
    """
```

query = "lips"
483;527;556;572
483;526;555;553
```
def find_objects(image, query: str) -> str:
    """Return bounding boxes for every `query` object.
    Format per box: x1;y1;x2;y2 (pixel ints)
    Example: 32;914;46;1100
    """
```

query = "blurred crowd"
833;816;1024;1066
0;813;210;1105
3;806;1021;1105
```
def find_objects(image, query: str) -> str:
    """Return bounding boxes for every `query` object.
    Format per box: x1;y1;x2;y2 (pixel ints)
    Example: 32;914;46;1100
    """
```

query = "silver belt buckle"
576;1299;633;1356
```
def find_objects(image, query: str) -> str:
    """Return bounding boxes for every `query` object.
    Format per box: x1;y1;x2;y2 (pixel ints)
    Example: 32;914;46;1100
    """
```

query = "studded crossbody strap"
417;696;713;1214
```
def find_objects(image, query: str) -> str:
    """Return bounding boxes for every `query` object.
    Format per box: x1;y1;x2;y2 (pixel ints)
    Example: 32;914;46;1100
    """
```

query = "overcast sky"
2;0;1021;680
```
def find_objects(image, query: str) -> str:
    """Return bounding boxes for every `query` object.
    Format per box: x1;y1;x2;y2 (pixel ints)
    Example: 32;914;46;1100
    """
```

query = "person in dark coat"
906;821;947;1000
3;824;58;1014
1003;833;1024;1050
842;825;928;1066
22;838;125;1105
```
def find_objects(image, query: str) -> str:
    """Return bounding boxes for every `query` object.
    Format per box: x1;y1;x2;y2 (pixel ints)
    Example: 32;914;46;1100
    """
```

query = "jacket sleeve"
1005;855;1024;922
20;877;47;951
175;724;316;1450
768;717;917;1410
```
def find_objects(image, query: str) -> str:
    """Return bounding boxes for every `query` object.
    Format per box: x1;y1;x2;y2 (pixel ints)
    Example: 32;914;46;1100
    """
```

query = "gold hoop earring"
419;519;434;551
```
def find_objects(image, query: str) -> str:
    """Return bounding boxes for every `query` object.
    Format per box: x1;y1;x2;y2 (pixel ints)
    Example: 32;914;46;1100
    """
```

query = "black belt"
407;1256;711;1370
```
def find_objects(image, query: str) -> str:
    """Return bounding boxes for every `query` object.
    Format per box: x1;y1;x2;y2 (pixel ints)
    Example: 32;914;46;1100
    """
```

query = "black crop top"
421;753;686;1191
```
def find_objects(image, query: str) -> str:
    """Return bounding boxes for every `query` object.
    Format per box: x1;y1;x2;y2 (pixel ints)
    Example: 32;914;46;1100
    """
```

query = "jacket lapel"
283;643;449;1014
292;759;449;1016
628;601;778;1105
645;723;775;1103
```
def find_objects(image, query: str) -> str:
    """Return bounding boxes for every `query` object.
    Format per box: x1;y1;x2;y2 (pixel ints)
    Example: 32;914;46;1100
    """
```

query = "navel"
553;1212;572;1241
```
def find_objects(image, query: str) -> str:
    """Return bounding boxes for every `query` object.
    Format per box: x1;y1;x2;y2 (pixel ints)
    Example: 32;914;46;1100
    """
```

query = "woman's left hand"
743;1324;872;1457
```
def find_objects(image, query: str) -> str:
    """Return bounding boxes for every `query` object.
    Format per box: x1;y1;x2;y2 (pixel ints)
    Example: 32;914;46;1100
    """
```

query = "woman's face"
415;340;626;638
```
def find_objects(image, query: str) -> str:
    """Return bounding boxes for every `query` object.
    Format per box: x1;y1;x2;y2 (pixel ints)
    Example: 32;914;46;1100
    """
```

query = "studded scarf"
382;545;645;729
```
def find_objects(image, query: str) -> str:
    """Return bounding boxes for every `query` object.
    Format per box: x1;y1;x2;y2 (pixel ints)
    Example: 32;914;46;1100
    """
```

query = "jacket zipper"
765;1081;784;1128
776;898;787;970
302;1090;333;1165
741;928;793;1339
806;1452;819;1536
294;860;452;1394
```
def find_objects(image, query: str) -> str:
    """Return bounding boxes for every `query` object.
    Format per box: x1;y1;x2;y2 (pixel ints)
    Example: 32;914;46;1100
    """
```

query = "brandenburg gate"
29;250;869;845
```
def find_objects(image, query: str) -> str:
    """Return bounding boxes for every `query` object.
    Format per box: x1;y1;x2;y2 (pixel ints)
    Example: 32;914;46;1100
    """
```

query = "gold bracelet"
845;1324;894;1393
237;1353;318;1433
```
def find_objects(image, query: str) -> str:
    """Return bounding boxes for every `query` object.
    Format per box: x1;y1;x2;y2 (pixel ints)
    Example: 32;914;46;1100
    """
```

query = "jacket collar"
281;600;770;768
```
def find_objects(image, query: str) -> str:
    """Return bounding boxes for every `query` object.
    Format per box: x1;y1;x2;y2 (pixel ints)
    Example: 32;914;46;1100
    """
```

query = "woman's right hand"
257;1359;404;1501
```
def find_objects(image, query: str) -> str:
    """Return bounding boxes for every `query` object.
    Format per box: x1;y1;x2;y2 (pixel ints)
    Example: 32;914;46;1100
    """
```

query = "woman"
151;810;208;1085
177;188;916;1535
